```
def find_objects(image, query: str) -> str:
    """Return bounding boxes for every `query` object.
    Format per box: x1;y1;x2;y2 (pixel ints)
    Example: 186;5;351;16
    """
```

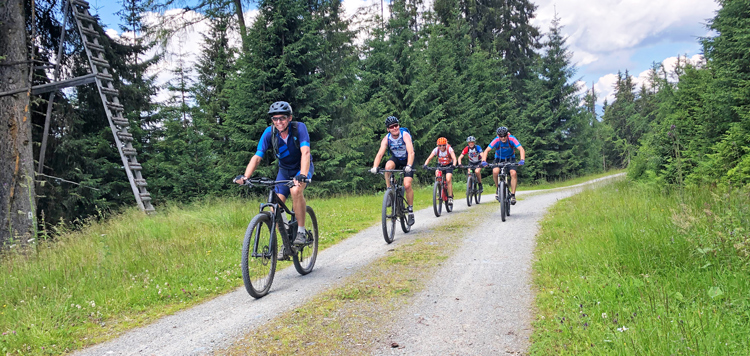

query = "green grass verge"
531;181;750;355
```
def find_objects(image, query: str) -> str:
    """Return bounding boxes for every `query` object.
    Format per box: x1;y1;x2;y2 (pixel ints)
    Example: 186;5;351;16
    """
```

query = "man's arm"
457;153;465;166
241;155;262;182
299;146;311;176
372;137;389;169
482;146;493;162
517;146;525;161
450;148;458;166
403;133;415;167
423;151;435;166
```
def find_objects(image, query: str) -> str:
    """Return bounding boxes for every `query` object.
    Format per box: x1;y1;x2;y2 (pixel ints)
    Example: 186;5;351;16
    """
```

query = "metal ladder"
67;0;155;213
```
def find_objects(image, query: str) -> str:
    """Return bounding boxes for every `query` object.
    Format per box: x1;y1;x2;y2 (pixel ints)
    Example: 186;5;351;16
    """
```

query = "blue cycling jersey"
255;122;314;171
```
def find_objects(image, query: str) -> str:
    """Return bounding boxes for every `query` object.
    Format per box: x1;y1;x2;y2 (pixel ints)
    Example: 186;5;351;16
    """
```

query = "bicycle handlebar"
234;175;300;187
485;162;518;169
374;169;405;174
423;166;455;171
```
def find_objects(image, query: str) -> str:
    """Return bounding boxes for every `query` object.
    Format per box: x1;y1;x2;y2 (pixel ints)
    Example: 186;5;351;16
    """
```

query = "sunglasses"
271;116;289;122
388;124;400;129
438;144;446;147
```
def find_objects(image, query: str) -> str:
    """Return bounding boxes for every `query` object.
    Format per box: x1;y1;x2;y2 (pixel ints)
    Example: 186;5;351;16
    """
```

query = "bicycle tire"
241;212;276;298
446;184;453;213
382;189;397;243
506;187;511;217
466;175;473;207
433;181;442;217
474;179;481;204
499;182;507;222
292;206;319;275
398;192;411;233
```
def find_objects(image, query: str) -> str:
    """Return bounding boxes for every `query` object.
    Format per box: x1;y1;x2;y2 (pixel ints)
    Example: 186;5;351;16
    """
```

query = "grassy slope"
531;181;750;355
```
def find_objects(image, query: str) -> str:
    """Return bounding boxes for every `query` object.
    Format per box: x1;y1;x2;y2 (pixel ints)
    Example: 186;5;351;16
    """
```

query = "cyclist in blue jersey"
370;116;416;225
458;136;484;193
482;126;525;204
235;101;313;258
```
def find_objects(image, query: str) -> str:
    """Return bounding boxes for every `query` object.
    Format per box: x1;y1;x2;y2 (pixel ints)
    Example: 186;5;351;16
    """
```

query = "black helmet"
385;116;399;127
268;101;293;116
466;136;476;143
496;126;508;137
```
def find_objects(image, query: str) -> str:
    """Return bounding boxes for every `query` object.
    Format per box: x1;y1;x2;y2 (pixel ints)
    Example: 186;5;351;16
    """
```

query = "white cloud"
582;54;705;106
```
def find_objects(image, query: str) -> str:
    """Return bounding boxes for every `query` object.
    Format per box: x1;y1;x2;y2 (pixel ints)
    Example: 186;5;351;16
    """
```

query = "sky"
86;0;721;109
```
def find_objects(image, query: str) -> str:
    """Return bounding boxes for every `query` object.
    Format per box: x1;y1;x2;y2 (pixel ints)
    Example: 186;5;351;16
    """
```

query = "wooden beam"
0;73;97;97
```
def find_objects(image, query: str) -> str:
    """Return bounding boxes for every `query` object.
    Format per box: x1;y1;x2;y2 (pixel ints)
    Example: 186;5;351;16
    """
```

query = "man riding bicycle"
458;136;484;193
370;116;416;225
423;137;458;205
235;101;313;259
482;126;525;204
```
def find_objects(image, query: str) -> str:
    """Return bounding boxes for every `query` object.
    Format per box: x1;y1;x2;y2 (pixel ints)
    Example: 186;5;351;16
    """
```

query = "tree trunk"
1;0;37;246
233;0;248;52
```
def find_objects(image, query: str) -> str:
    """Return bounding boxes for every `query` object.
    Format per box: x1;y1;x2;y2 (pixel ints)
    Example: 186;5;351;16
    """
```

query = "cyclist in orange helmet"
423;137;458;205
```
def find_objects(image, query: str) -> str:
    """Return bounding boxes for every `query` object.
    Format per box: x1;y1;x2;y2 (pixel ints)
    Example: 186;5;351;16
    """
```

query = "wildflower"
617;326;629;332
602;313;607;319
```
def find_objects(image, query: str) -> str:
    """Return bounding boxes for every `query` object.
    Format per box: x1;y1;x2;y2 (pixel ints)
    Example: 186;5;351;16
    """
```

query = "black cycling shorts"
388;156;414;178
494;158;517;172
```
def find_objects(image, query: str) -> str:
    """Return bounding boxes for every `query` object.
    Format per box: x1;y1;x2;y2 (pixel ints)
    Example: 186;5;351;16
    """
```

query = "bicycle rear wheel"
382;189;397;243
433;181;442;217
499;182;507;222
241;212;276;298
293;206;319;275
466;175;473;207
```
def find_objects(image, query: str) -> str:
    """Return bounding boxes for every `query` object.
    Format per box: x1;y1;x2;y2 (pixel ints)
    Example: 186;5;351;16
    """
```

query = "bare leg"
384;160;396;188
446;173;453;196
290;183;307;228
474;168;482;185
404;177;414;206
510;170;517;194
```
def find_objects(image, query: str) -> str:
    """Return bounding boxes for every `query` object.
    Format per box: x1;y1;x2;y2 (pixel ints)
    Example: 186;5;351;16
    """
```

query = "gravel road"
72;174;623;356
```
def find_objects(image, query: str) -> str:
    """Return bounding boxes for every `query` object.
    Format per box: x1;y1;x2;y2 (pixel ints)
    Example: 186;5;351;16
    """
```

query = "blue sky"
88;0;720;106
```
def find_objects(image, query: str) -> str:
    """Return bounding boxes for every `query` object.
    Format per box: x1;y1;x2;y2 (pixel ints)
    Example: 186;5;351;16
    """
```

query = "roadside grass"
0;184;432;355
531;181;750;355
220;204;492;355
0;170;612;355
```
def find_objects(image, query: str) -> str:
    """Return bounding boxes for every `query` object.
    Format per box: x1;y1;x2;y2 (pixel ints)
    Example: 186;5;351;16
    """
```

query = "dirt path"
72;174;623;356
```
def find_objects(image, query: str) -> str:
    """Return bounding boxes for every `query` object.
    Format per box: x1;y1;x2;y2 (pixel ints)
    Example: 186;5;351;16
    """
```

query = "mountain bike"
488;162;517;222
460;163;482;206
234;176;319;298
374;169;412;244
424;166;454;217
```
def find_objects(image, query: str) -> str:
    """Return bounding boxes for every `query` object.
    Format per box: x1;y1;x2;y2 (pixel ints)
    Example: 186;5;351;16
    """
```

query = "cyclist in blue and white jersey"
482;126;526;204
370;116;416;225
458;136;484;193
235;101;313;252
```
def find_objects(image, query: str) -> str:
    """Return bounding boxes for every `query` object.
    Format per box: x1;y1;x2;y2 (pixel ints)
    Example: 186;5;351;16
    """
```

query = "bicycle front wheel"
499;182;507;222
241;212;276;298
293;206;319;275
382;189;397;243
433;181;442;217
474;179;481;204
466;175;473;207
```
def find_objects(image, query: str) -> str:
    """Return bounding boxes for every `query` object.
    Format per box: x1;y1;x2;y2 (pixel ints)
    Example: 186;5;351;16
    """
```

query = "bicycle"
424;166;454;217
374;169;412;244
460;163;482;206
487;162;517;222
234;176;319;298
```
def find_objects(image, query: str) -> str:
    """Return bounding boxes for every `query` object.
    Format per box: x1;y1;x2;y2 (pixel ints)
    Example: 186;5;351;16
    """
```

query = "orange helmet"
437;137;448;145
